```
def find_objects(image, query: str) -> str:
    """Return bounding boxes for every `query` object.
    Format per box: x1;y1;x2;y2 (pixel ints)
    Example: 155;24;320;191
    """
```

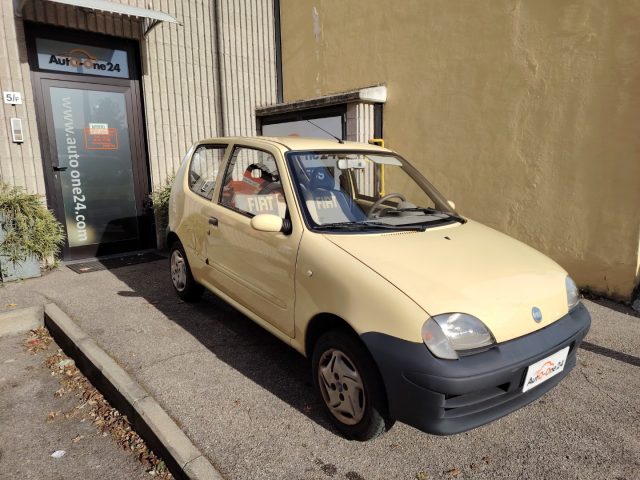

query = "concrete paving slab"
0;305;42;336
2;260;639;479
0;332;149;480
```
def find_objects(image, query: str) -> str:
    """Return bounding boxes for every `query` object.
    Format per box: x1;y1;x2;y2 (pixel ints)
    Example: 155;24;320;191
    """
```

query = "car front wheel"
312;329;394;440
169;240;203;301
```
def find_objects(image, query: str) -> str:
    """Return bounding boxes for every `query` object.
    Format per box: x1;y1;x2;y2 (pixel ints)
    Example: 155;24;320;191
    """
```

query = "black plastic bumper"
361;303;591;435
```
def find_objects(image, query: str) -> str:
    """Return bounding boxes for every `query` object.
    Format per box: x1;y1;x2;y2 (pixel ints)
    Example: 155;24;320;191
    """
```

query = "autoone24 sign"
35;38;129;79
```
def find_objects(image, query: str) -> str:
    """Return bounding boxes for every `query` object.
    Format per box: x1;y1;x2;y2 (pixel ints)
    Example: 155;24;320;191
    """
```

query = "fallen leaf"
5;303;17;308
446;468;461;477
482;456;492;465
41;327;173;479
24;327;52;353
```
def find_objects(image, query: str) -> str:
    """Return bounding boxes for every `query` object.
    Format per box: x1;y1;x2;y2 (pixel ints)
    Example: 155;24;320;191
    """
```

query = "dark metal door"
35;76;153;260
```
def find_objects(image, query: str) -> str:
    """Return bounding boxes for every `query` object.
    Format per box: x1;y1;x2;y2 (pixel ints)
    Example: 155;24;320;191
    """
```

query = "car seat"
303;167;366;224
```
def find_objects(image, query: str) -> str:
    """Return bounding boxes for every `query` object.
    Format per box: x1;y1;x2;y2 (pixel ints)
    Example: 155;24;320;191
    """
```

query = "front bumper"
361;303;591;435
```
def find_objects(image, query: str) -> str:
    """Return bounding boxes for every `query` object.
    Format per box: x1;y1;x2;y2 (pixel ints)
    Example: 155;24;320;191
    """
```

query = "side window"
220;147;287;219
188;144;226;200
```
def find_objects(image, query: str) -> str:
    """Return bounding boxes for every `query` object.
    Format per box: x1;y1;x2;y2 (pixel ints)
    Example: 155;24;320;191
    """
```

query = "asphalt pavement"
1;260;638;480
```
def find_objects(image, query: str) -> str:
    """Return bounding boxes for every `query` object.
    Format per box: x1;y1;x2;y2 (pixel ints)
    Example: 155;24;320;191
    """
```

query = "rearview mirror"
250;214;284;233
337;158;366;170
448;200;456;210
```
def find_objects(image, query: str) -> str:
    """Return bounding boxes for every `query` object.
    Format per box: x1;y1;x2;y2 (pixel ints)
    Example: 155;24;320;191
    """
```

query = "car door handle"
208;217;218;226
52;165;67;171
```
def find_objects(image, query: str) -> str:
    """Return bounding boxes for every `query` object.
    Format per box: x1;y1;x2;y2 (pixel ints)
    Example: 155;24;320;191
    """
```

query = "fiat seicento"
167;137;590;440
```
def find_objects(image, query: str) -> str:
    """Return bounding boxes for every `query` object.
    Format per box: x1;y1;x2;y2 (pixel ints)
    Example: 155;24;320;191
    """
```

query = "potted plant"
0;183;64;282
149;175;174;249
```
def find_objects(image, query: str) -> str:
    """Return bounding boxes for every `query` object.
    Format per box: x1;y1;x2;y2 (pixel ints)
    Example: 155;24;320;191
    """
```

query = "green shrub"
150;175;174;237
0;183;65;265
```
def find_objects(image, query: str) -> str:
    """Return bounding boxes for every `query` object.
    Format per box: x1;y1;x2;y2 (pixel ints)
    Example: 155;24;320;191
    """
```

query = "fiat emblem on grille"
532;307;543;323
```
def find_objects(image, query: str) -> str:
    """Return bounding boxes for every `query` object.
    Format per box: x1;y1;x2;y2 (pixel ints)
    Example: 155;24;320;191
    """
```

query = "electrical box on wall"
10;118;24;143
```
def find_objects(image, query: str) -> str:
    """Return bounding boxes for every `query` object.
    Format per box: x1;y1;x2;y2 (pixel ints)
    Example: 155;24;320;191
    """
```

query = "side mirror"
447;200;456;210
250;214;291;234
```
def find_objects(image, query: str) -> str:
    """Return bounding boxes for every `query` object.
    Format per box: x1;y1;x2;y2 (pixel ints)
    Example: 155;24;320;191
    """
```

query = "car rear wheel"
170;241;203;301
312;329;394;440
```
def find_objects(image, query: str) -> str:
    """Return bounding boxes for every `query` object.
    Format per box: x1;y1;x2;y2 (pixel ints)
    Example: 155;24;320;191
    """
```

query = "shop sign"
36;38;129;79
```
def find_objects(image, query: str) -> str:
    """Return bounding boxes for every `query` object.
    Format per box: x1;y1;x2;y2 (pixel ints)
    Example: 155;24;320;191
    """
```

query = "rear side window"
219;147;287;218
188;144;226;200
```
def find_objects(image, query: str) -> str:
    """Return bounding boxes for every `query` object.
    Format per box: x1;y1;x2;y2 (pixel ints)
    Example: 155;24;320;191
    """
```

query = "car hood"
325;220;570;343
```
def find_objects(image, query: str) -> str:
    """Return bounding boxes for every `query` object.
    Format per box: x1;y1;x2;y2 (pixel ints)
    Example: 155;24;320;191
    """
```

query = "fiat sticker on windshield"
522;346;570;393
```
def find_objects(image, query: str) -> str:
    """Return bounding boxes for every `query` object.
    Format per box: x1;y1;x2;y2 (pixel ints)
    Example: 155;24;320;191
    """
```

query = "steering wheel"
367;193;406;219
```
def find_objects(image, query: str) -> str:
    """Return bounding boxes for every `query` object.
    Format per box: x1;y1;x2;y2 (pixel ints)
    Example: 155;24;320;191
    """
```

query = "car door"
180;143;229;271
205;143;301;337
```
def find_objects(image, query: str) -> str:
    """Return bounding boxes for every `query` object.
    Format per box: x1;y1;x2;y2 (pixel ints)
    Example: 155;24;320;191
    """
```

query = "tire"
312;329;395;440
169;240;204;301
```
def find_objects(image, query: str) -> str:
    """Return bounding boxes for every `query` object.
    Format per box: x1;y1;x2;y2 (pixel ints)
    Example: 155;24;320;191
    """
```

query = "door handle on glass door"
208;217;218;226
52;165;67;171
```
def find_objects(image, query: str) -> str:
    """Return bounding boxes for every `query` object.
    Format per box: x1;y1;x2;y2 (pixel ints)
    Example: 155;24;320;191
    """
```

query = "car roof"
195;136;393;153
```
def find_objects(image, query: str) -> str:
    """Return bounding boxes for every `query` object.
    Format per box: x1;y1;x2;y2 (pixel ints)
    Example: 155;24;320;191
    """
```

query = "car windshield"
286;150;463;232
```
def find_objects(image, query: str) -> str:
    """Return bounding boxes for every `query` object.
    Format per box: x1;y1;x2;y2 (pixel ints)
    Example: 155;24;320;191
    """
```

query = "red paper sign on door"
84;127;118;150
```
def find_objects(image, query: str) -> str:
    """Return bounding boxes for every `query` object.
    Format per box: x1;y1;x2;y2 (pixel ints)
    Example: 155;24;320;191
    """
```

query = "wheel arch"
304;313;361;358
166;230;180;250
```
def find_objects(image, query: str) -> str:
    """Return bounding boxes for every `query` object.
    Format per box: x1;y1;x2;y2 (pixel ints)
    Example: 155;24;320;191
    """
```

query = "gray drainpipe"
274;0;283;104
213;0;227;136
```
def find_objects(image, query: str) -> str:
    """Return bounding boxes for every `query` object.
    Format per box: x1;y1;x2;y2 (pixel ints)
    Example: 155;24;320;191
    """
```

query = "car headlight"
421;313;495;360
566;276;580;311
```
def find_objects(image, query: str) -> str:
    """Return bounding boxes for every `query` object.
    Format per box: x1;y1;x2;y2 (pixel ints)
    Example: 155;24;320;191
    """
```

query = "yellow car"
167;137;590;440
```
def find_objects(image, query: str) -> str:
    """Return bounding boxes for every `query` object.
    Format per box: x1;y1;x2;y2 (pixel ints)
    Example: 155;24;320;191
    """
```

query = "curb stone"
43;303;224;480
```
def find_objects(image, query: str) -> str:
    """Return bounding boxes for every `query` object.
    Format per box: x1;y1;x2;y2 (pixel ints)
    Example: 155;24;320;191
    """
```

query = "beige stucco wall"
280;0;640;300
0;0;276;193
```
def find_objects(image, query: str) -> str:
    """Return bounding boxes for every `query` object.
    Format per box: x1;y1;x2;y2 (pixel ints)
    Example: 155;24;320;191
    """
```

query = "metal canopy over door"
27;24;153;260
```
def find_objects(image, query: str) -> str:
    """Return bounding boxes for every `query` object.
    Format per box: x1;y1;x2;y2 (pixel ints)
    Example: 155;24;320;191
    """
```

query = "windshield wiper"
314;221;424;232
358;220;425;231
392;207;466;224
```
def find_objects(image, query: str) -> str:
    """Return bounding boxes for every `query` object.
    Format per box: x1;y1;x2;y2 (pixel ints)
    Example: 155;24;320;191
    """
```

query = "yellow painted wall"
280;0;640;300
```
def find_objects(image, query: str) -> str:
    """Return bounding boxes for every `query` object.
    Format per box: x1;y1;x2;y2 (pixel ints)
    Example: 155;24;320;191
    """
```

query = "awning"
256;86;388;117
14;0;179;35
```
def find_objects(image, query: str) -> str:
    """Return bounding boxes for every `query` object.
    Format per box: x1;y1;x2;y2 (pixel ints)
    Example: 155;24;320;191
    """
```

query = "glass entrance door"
40;80;151;259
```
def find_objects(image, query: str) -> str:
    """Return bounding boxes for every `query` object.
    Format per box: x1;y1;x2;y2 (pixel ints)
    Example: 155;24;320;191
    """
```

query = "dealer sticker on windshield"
522;346;570;393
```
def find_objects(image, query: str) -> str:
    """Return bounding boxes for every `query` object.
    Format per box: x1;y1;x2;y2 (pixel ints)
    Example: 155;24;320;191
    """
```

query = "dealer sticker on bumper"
522;346;570;393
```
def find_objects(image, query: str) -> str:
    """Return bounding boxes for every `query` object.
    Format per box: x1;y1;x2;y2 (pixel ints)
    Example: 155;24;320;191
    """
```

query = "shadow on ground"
110;256;339;436
583;293;640;319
